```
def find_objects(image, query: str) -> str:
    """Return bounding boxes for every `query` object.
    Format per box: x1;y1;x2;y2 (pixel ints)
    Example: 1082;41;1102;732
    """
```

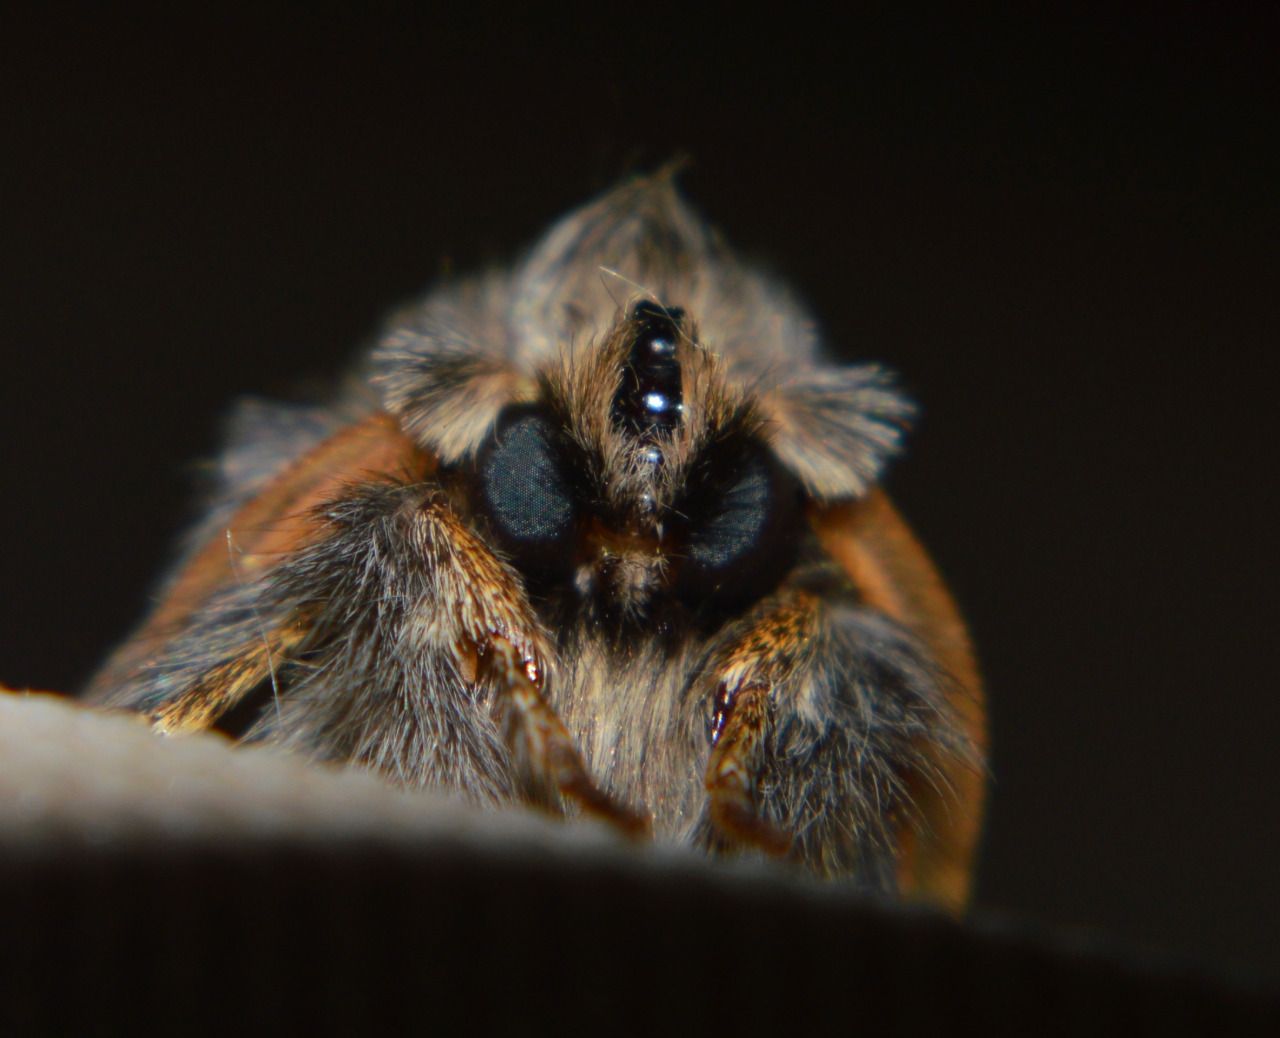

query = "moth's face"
375;173;913;629
462;300;804;625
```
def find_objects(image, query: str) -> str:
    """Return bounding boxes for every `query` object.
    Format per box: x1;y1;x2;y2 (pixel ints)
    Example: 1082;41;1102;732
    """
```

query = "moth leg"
387;497;648;835
95;479;647;838
151;625;301;734
706;685;791;857
702;592;821;858
701;587;965;883
255;486;648;836
90;570;312;737
487;635;650;838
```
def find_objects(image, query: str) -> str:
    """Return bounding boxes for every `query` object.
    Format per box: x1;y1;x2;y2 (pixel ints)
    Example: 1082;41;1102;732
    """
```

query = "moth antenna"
596;266;699;350
596;264;628;311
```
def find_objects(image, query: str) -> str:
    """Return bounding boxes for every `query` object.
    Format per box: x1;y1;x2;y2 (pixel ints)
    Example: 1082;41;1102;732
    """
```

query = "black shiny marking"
611;300;685;443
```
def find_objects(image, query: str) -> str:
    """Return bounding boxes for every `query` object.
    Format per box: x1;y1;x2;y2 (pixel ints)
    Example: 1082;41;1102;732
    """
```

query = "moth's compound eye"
687;449;772;569
678;441;803;608
475;407;577;561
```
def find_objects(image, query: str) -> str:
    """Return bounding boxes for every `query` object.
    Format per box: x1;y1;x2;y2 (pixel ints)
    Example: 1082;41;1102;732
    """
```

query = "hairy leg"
698;590;968;887
704;592;820;857
99;479;645;833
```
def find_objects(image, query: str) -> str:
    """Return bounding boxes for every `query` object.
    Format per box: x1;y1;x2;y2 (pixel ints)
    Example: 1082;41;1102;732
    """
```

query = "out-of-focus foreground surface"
1;689;1276;1034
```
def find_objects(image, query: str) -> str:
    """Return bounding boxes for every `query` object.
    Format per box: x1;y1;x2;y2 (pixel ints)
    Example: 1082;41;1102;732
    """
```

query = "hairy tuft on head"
373;169;912;499
760;366;915;500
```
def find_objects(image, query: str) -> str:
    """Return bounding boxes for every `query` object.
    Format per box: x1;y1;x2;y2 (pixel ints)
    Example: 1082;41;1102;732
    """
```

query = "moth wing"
85;411;432;714
810;490;987;911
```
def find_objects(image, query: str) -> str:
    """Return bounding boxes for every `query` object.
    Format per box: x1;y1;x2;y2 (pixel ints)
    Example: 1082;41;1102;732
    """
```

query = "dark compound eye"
686;450;772;569
475;407;577;562
677;441;803;609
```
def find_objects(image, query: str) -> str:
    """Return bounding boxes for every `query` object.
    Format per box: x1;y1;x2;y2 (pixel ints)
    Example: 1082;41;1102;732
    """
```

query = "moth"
86;172;986;909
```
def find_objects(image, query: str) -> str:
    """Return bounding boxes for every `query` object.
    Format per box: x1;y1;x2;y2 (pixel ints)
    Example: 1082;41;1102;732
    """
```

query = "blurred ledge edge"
1;690;1276;1034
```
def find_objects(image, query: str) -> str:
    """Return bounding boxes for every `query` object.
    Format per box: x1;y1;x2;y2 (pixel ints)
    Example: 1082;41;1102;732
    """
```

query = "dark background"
3;9;1276;978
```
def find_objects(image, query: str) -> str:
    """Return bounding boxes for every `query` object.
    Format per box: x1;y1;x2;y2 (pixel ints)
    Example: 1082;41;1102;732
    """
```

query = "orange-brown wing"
810;490;987;912
85;412;433;729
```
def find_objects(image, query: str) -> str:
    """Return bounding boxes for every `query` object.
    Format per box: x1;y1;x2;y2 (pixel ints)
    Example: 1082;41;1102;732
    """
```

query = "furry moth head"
374;170;914;621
